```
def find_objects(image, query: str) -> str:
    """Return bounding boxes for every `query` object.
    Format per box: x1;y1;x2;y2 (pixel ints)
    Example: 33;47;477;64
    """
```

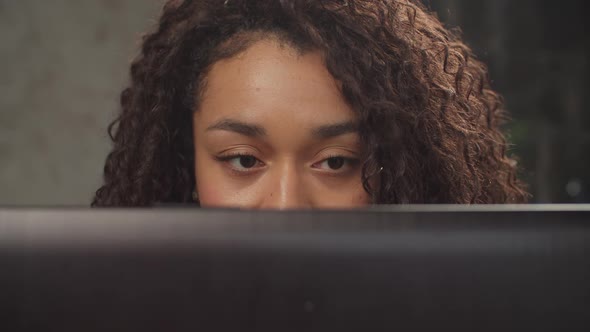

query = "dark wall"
429;0;590;202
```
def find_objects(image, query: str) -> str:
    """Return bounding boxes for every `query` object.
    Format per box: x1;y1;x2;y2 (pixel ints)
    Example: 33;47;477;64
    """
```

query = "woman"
92;0;529;208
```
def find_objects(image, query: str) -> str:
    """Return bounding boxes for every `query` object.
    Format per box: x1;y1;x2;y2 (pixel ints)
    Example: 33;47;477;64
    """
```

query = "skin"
193;39;370;209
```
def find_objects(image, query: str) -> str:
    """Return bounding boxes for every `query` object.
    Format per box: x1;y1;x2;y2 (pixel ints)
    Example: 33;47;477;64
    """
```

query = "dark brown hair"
92;0;529;206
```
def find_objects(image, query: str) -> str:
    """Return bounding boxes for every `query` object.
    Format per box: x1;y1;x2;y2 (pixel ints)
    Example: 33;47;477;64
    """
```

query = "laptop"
1;206;589;331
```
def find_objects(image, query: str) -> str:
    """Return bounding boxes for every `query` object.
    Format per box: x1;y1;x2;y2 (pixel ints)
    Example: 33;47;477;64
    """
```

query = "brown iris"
239;155;257;168
327;157;345;170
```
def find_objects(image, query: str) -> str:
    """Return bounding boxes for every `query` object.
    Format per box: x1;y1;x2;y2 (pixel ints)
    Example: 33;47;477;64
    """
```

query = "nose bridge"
264;160;308;210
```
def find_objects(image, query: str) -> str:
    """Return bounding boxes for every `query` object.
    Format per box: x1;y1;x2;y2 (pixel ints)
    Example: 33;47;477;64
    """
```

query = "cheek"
353;187;371;206
311;177;370;208
194;159;259;208
196;183;226;207
347;186;371;207
194;157;230;207
197;181;263;208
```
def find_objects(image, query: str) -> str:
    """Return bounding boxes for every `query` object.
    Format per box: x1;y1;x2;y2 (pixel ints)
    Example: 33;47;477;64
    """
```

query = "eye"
230;155;258;169
217;154;264;172
313;156;358;172
326;157;345;170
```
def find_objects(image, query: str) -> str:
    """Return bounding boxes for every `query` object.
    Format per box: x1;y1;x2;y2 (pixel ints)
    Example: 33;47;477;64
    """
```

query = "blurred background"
0;0;588;205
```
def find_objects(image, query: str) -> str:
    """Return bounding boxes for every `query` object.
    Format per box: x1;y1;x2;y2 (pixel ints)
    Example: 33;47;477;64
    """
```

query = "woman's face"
193;39;369;209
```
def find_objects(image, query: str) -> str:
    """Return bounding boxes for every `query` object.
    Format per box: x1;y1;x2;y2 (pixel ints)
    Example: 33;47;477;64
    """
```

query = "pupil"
239;156;257;168
327;157;344;170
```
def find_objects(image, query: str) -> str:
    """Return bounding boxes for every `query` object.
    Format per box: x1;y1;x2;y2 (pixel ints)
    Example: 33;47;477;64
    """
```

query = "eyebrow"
205;118;358;139
311;121;358;139
206;119;267;137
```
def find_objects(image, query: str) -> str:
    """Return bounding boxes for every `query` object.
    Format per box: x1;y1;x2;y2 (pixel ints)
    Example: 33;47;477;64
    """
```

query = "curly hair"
92;0;529;206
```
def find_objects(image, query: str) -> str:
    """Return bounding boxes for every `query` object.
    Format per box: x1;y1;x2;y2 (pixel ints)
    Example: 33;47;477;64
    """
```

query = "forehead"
197;39;356;130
